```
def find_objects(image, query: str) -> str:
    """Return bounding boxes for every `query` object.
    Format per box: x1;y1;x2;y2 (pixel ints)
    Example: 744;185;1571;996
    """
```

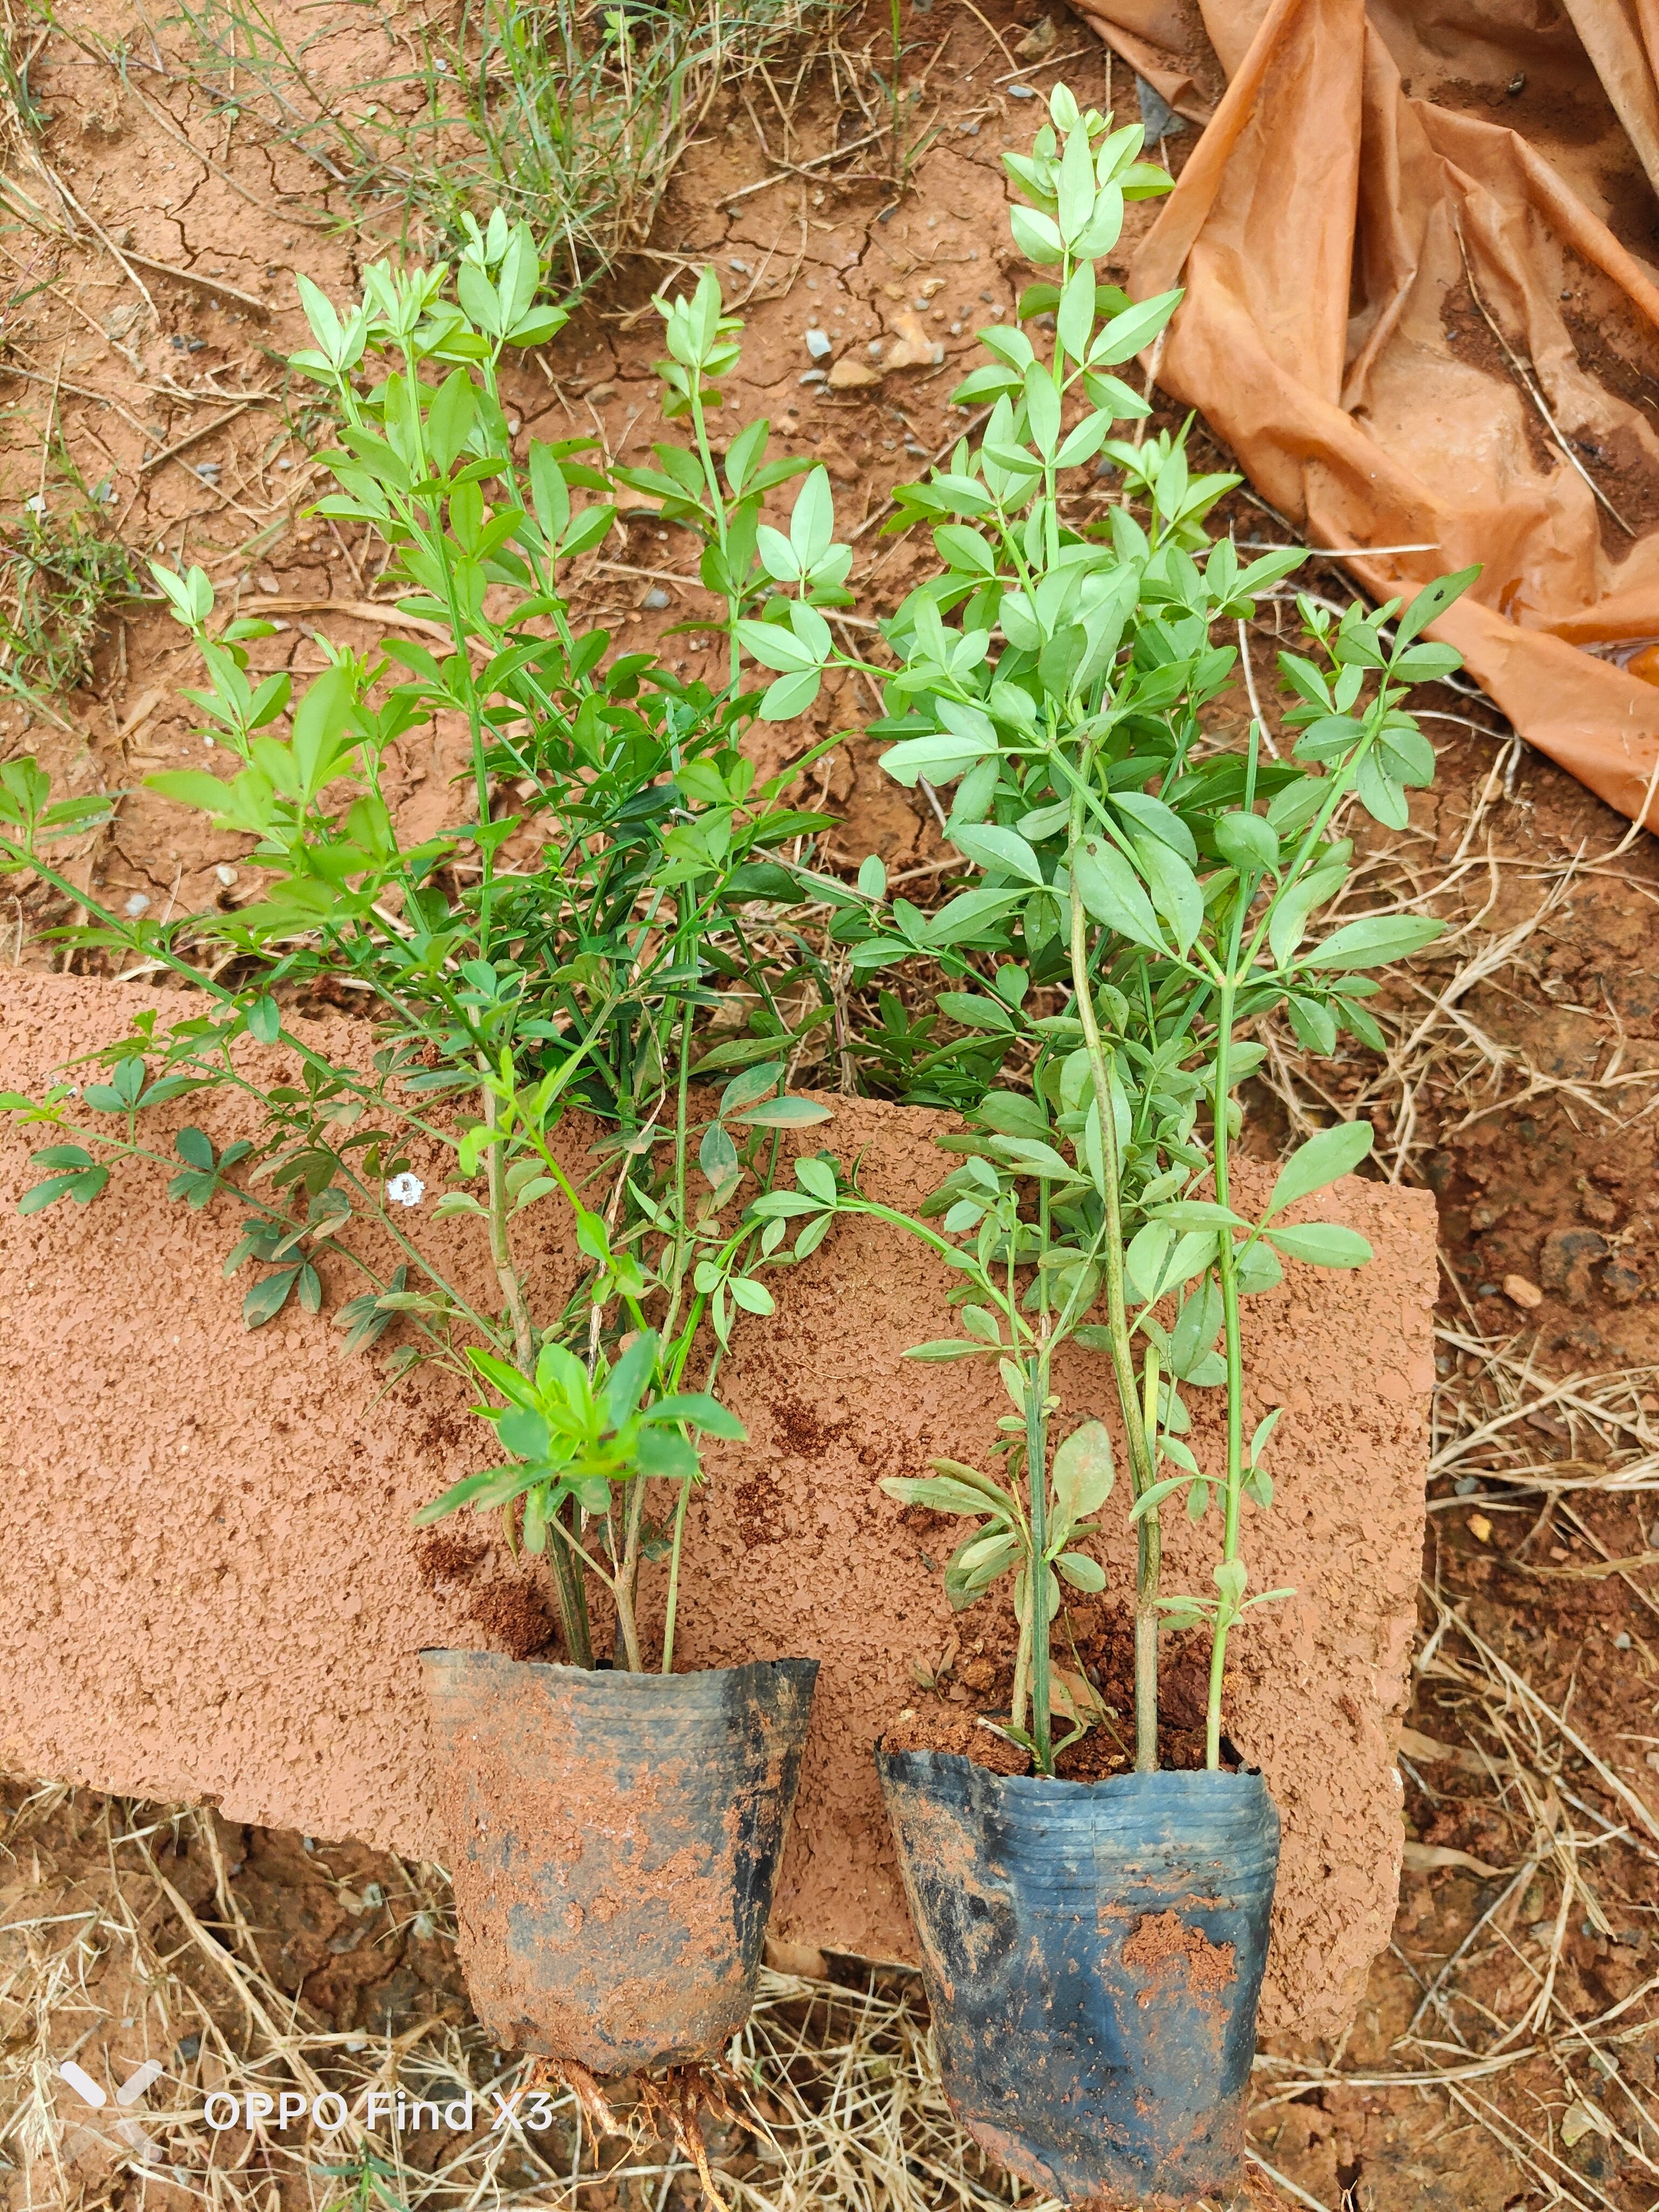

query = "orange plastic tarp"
1077;0;1659;825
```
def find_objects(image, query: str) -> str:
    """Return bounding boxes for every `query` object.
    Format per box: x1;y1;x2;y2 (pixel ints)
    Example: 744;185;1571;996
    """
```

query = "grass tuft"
0;488;138;702
163;0;839;294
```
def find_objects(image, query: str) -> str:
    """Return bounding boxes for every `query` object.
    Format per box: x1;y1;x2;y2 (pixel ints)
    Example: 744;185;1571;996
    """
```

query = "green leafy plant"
0;480;138;703
729;83;1473;1775
0;216;852;1678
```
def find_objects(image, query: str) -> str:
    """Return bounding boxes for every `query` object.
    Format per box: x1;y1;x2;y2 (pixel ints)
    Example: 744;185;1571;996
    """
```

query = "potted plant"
0;223;859;2079
734;85;1472;2200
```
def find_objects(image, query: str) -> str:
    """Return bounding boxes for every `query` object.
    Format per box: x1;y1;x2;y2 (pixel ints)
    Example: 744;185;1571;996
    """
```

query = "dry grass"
75;0;842;296
1255;1579;1659;2209
0;1784;1069;2212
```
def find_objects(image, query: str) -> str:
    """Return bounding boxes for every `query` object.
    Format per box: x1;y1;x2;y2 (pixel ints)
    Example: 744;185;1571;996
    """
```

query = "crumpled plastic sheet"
1073;0;1659;825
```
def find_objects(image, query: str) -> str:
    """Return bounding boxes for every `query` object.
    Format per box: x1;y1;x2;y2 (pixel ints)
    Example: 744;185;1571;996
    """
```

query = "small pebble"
867;339;884;358
1453;1475;1479;1496
214;864;238;887
1008;84;1036;98
1468;1512;1493;1543
1615;1632;1633;1649
1504;1272;1544;1310
805;328;832;360
730;257;750;273
642;586;670;610
799;368;827;385
124;893;150;917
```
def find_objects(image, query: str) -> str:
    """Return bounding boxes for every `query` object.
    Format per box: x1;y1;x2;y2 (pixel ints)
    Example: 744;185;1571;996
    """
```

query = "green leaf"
789;464;835;567
935;991;1017;1033
794;1211;833;1260
759;669;822;721
1214;812;1280;874
174;1126;215;1171
731;1095;832;1128
729;1276;775;1315
636;1427;699;1481
412;1465;527;1524
720;1058;786;1114
1071;834;1166;952
1054;1551;1107;1592
466;1347;541;1410
735;617;821;674
933;524;997;575
880;1474;1006;1518
1009;203;1064;263
247;995;281;1044
750;1188;822;1218
497;1405;552;1460
645;1390;746;1439
243;1267;299;1326
1055;258;1096;361
1267;1121;1374;1216
987;1135;1077;1180
1052;1420;1115;1521
1394;564;1479;649
699;1118;740;1191
1303;913;1446;970
32;1142;96;1170
794;1156;839;1204
1391;642;1462;681
1132;833;1203;953
1264;1222;1374;1267
19;1165;107;1212
1267;864;1345;968
952;822;1044;884
955;1526;1022;1584
903;1338;994;1361
880;730;997;787
1090;289;1182;366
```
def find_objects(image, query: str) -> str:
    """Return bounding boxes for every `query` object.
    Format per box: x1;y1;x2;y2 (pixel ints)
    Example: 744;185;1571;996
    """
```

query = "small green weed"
0;487;138;699
162;0;837;293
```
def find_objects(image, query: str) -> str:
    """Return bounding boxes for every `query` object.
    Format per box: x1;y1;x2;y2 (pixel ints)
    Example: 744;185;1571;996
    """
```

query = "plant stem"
1205;972;1245;1768
659;1462;694;1676
1024;1350;1053;1773
1137;1340;1162;1769
482;1065;591;1668
1009;1601;1030;1737
1067;788;1159;1769
650;960;700;1671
